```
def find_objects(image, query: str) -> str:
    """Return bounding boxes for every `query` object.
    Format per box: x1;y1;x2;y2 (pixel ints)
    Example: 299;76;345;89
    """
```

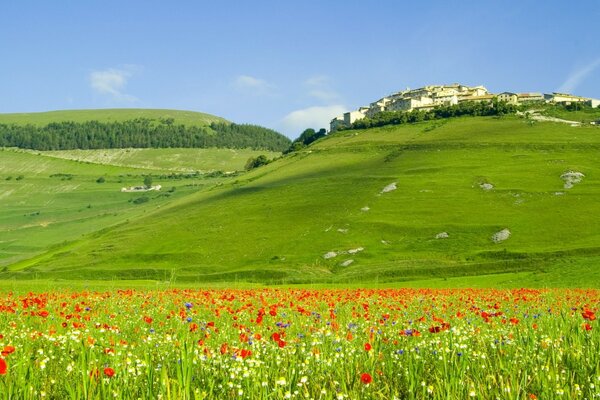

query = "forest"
0;119;291;152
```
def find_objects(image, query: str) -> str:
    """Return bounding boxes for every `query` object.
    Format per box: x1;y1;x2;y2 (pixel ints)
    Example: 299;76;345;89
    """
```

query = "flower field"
0;288;598;399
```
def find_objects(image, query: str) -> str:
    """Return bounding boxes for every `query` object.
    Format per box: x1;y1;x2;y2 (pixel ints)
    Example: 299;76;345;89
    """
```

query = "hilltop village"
330;84;600;131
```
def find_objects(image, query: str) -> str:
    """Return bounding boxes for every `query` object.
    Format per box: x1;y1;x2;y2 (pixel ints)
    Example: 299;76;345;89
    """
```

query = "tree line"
0;119;291;152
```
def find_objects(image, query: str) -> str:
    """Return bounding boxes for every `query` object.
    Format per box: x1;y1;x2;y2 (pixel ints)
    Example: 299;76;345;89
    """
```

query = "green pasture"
4;115;599;286
39;148;280;172
0;147;275;267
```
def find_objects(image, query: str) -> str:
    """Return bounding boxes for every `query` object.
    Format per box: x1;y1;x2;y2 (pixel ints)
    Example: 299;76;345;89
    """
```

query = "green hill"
0;108;226;126
3;115;600;287
0;108;291;151
0;147;278;268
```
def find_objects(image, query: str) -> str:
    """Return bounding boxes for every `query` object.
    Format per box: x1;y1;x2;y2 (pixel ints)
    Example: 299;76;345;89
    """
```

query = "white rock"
323;251;337;259
361;206;370;212
492;229;511;243
340;259;354;267
435;232;449;239
480;183;494;191
347;247;364;255
561;171;584;189
337;228;348;234
381;182;397;193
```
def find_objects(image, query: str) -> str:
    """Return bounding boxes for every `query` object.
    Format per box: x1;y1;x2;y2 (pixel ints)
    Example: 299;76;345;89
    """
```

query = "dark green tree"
245;155;269;170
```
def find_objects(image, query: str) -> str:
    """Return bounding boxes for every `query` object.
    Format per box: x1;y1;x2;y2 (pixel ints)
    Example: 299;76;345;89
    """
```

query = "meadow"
5;115;599;287
0;147;277;268
0;287;597;399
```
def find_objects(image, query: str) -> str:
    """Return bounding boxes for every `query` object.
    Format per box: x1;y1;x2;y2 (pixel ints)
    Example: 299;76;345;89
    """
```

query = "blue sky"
1;1;599;138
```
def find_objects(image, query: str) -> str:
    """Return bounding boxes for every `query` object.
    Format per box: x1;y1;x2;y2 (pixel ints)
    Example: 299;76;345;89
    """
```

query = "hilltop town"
330;84;600;130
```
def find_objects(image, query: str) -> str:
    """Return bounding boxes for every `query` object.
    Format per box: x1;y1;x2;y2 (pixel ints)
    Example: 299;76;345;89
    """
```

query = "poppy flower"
360;372;372;384
220;343;229;355
1;346;15;357
582;310;596;321
0;358;7;375
364;342;372;352
239;349;251;359
103;367;115;377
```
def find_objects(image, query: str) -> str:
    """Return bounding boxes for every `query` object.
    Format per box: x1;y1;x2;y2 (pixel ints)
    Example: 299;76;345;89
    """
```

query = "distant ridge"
0;108;227;127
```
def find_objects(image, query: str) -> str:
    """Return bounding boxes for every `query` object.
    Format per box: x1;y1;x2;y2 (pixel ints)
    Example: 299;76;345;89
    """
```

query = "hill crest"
0;108;228;127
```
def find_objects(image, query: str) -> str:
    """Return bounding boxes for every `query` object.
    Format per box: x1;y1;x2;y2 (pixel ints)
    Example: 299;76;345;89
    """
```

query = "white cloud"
280;104;346;137
233;75;275;95
304;75;341;103
89;67;138;102
305;75;330;87
558;58;600;93
308;89;340;102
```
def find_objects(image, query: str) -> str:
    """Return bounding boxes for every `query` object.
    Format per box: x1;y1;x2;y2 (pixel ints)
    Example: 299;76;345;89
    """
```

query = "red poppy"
143;316;153;324
360;372;372;384
0;358;7;375
582;310;596;321
103;367;115;377
584;323;592;331
1;346;15;357
364;342;372;352
220;343;229;355
239;349;251;359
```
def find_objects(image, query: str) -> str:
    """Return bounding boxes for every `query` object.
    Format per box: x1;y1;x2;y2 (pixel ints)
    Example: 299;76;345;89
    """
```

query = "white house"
497;92;518;104
517;93;544;103
587;98;600;108
343;110;366;126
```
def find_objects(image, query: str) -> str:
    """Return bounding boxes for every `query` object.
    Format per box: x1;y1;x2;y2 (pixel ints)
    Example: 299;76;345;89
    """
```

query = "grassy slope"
4;116;600;287
0;147;274;267
38;148;281;172
0;108;227;126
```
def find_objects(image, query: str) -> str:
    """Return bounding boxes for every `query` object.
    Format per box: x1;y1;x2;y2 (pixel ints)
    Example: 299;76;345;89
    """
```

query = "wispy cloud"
89;67;138;102
305;75;340;103
233;75;275;95
280;104;346;136
558;58;600;93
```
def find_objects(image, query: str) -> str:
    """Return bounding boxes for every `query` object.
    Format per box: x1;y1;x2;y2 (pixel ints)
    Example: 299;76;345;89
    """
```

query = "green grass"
0;108;227;126
538;104;600;123
0;146;280;267
37;148;281;172
4;115;599;286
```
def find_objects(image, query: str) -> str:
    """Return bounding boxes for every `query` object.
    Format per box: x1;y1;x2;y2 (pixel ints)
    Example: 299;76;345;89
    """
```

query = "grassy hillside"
0;108;226;127
4;116;600;287
0;147;278;267
38;148;281;172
